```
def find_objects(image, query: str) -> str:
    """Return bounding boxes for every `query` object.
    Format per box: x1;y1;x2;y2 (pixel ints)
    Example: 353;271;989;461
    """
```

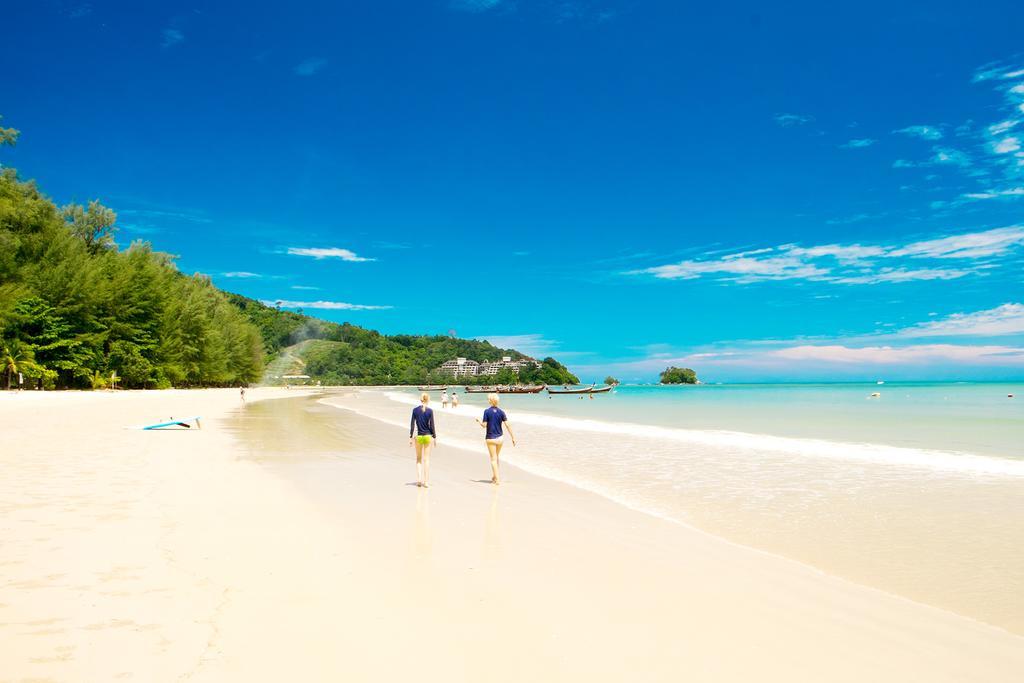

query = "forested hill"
0;132;577;389
226;293;580;386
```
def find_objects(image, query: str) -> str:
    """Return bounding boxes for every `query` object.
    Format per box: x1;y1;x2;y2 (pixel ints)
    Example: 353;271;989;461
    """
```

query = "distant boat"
417;385;449;391
876;380;885;385
547;384;613;395
465;385;546;394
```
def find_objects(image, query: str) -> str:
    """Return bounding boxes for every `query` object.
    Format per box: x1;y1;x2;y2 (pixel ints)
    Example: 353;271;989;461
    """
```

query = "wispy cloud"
263;299;391;311
767;343;1024;365
895;303;1024;338
961;187;1024;201
774;113;814;127
161;28;184;48
629;226;1024;285
287;247;374;262
840;138;876;149
294;58;327;76
222;271;261;278
992;136;1021;154
290;285;320;291
887;226;1024;258
894;125;943;140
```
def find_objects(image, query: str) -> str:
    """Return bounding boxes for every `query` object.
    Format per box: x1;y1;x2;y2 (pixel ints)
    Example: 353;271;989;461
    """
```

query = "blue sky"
3;1;1024;381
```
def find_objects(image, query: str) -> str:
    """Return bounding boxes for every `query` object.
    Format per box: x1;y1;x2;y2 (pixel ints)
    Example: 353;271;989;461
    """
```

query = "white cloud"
161;28;184;48
988;120;1020;136
637;254;830;283
931;146;971;166
294;58;327;76
785;244;886;260
894;125;943;140
768;343;1024;364
896;303;1024;338
290;285;320;291
840;138;876;149
222;271;261;278
888;226;1024;259
773;113;814;127
263;299;391;311
892;159;918;168
630;227;1024;285
961;187;1024;200
832;268;971;285
993;137;1021;154
973;62;1024;82
287;247;374;262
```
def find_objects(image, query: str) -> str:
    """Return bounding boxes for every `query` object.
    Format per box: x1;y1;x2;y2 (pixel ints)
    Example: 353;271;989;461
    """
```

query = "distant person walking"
441;389;449;409
476;393;516;485
451;391;459;409
409;393;437;488
240;386;246;402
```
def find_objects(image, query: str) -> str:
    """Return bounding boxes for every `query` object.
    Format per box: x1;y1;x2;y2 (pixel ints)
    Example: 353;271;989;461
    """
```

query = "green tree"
604;376;619;385
62;200;117;254
0;116;18;147
659;366;698;384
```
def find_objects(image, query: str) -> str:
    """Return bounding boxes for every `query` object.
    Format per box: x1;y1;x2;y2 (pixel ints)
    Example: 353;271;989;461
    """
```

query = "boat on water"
417;385;449;391
546;384;613;395
464;385;546;394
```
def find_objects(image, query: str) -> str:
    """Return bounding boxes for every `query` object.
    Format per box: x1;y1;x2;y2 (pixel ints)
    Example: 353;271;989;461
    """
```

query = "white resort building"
436;356;541;377
437;358;480;377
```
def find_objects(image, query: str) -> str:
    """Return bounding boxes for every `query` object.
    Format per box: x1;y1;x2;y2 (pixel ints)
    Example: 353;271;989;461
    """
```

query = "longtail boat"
546;384;595;395
546;384;614;395
465;385;546;394
417;385;449;391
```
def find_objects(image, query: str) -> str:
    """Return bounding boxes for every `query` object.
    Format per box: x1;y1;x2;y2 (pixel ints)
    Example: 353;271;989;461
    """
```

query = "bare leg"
422;441;432;488
415;441;424;486
487;441;503;484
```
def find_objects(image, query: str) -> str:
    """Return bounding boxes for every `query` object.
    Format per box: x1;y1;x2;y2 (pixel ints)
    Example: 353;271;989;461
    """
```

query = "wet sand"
1;388;1023;681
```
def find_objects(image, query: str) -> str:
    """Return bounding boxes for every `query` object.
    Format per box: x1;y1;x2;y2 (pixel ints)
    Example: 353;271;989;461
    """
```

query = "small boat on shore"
547;384;613;395
417;385;449;391
464;385;546;394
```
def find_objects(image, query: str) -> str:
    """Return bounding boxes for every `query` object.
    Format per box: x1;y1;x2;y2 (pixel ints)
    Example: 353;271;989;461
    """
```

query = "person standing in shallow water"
476;393;516;485
409;393;436;488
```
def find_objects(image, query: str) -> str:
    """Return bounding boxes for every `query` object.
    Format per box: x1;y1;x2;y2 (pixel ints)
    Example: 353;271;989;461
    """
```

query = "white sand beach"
2;388;1023;682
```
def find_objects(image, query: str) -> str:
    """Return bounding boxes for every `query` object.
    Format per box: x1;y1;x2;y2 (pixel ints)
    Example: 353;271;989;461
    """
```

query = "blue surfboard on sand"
141;417;201;430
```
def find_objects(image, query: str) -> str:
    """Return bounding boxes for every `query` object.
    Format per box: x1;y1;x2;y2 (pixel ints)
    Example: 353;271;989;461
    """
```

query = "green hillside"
228;293;579;386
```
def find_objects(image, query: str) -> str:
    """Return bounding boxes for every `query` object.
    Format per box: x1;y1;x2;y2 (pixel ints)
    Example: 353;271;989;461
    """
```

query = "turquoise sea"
342;381;1024;633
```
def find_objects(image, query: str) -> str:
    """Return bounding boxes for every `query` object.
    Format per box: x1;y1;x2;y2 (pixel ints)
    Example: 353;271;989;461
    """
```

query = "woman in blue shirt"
409;392;436;488
476;393;516;485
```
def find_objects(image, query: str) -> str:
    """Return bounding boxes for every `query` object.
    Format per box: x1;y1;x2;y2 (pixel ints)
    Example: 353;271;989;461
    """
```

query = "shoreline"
319;393;1020;636
2;389;1022;680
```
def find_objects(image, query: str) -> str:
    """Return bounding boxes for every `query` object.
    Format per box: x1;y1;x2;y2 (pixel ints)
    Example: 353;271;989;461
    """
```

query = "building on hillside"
437;357;480;377
435;356;541;377
476;356;543;376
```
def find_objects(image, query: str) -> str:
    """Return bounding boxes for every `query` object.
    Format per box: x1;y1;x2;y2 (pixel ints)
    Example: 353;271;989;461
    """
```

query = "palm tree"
2;340;33;390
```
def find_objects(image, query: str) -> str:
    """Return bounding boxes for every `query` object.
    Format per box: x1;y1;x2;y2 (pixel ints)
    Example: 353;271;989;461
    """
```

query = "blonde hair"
487;393;500;406
420;393;430;403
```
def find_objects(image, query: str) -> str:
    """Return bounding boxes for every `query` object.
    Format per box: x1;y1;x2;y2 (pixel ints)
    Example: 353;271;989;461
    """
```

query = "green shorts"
415;435;432;445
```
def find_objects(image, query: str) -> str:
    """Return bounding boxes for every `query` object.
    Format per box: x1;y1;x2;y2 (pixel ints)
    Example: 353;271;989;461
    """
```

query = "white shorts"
485;437;504;444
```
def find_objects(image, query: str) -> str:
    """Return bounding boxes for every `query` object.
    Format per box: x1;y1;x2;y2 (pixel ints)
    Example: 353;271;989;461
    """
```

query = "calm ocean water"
341;382;1024;633
454;382;1024;459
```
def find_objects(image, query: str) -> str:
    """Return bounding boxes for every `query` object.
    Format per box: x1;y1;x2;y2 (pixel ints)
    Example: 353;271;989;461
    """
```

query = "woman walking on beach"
476;393;516;485
409;393;436;488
